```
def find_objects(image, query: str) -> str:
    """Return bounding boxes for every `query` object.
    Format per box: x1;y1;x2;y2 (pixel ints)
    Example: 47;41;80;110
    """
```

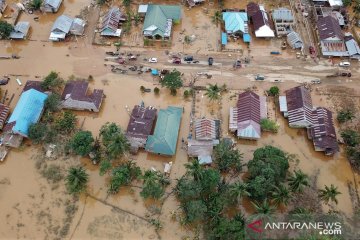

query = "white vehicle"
148;58;158;63
339;61;350;67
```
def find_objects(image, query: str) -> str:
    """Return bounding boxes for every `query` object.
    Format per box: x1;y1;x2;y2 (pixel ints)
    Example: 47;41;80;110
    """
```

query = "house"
61;81;104;112
229;91;266;140
317;15;347;56
308;107;339;155
43;0;63;13
49;15;73;41
313;0;343;9
187;139;219;165
222;11;251;43
143;5;181;40
2;89;48;147
10;21;30;39
0;103;10;130
0;0;7;18
287;31;303;49
272;8;294;36
22;80;45;93
70;18;86;36
186;0;205;7
145;106;182;156
100;7;124;37
345;35;360;60
247;2;260;20
285;86;314;128
126;105;157;153
251;6;275;38
195;118;220;141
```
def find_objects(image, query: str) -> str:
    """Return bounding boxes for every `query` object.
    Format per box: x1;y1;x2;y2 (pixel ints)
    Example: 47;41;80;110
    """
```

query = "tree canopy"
140;170;170;200
28;123;47;144
69;131;94;156
108;161;141;194
268;86;280;96
0;21;13;39
66;166;89;194
205;84;221;101
160;70;183;95
213;140;243;173
40;71;64;92
45;93;61;112
100;122;130;160
55;111;77;133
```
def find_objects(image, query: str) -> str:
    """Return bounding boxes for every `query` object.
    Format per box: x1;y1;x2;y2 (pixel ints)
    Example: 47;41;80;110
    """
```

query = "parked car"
118;58;126;64
128;55;137;61
208;57;214;66
255;74;265;80
148;58;158;63
184;56;193;62
311;79;321;84
172;58;181;64
339;61;350;67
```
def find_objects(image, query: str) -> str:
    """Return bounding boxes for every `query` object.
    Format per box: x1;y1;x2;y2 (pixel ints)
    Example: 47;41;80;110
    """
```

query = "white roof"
279;96;288;112
255;25;275;37
49;32;66;41
138;4;148;13
328;0;343;7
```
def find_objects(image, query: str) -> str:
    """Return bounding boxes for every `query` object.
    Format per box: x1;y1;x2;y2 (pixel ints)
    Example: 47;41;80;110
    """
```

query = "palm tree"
204;83;221;101
66;166;89;194
288;170;309;193
271;184;292;206
229;182;250;203
252;199;275;215
212;11;222;26
185;159;203;181
318;184;341;205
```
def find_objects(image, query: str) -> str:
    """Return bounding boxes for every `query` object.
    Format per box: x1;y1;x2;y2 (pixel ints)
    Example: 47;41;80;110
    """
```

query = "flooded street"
1;0;360;239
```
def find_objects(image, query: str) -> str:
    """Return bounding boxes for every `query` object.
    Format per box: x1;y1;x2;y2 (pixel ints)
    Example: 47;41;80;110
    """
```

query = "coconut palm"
66;166;89;194
318;184;341;205
288;170;309;193
212;11;222;26
229;182;250;203
204;83;221;101
271;184;292;206
252;199;275;215
185;159;203;181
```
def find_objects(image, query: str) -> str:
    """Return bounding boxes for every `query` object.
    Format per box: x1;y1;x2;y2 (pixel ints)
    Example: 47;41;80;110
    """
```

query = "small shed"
49;15;73;41
43;0;63;13
221;32;228;45
10;21;30;39
287;31;303;49
279;96;288;117
138;4;148;16
70;18;86;36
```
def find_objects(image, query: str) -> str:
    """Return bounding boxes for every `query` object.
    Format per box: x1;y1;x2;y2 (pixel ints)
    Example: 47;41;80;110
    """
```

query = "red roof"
237;91;261;124
247;2;260;18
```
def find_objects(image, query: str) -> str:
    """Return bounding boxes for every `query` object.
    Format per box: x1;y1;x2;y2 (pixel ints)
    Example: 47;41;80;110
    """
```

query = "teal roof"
222;12;248;33
145;106;182;155
143;5;181;37
221;32;228;45
8;89;48;137
243;33;251;43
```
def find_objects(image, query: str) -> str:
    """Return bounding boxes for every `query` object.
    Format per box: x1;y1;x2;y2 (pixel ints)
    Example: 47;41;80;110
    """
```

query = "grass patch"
41;165;63;183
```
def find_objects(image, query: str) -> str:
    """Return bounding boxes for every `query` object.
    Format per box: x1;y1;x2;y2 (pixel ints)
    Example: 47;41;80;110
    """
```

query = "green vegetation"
99;160;112;176
205;83;221;101
252;199;275;215
42;165;63;183
66;166;89;194
140;86;145;92
341;129;360;147
108;161;141;194
55;111;77;133
40;71;64;92
212;11;222;26
133;13;141;26
260;118;279;133
28;123;47;144
154;87;160;95
69;131;94;156
183;89;190;99
268;86;280;96
247;146;289;201
288;169;309;193
160;70;183;96
140;170;170;199
343;0;352;7
0;21;13;39
97;0;106;5
318;184;341;205
30;0;43;10
45;93;61;112
100;122;129;160
337;109;354;123
271;184;292;206
213;140;243;173
123;0;131;7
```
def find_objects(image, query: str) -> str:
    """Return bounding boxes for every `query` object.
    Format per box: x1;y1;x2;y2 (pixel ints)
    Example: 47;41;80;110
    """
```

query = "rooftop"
317;15;343;40
272;8;294;21
61;81;103;109
222;11;248;33
126;105;157;140
51;15;73;33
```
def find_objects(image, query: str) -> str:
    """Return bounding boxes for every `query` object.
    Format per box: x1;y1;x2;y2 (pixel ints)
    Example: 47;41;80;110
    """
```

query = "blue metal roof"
243;33;251;43
221;32;228;45
8;89;48;137
222;12;248;34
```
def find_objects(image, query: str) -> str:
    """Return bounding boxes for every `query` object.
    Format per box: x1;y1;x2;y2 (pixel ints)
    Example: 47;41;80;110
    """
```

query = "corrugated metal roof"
45;0;62;8
145;106;182;155
222;12;248;33
138;4;148;13
221;32;227;45
6;89;48;137
70;18;85;35
243;33;251;42
287;31;303;49
10;21;30;39
51;15;73;33
279;96;288;112
272;8;294;21
317;15;343;40
346;38;360;56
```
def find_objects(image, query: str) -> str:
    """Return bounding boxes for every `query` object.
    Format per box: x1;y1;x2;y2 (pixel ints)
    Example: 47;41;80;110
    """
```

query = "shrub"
337;109;354;123
260;118;279;133
154;87;160;95
268;86;280;96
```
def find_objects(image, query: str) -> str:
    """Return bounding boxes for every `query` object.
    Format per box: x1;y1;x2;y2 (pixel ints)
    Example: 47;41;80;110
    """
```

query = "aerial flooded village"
1;0;360;239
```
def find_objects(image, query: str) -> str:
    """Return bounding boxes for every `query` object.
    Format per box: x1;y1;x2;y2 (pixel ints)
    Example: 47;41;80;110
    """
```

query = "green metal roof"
145;106;182;155
143;5;181;37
